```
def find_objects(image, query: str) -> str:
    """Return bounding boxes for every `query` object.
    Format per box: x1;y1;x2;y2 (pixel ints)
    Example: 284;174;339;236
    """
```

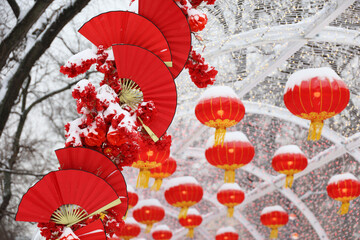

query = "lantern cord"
227;206;234;217
145;223;153;233
308;120;324;141
136;169;151;188
270;227;278;239
151;178;163;191
178;206;189;219
224;169;236;183
214;127;226;146
187;228;195;238
338;202;350;215
285;175;294;188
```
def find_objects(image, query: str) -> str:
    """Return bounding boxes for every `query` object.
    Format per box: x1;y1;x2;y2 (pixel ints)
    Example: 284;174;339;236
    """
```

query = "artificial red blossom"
60;48;97;78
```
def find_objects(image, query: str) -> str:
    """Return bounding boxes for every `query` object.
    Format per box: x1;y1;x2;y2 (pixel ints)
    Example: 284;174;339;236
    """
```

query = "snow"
261;205;286;215
216;226;237;235
163;176;200;191
328;172;359;185
127;184;135;193
197;86;239;102
151;224;170;232
218;183;243;191
206;131;250;149
187;208;200;215
133;199;163;210
274;145;305;156
125;217;138;225
64;48;97;67
58;228;79;239
285;67;341;92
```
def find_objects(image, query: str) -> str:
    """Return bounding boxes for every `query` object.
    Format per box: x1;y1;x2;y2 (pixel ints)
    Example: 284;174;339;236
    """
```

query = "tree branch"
0;0;91;139
0;168;44;177
0;0;53;70
6;0;20;19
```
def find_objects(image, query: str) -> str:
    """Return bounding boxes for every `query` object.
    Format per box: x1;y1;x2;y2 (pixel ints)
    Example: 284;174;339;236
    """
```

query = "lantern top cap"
187;207;200;215
133;198;163;210
218;182;243;191
197;85;239;102
328;172;359;185
206;131;250;148
163;176;200;190
285;67;341;92
261;205;286;215
125;217;138;225
274;145;305;156
216;226;237;235
127;184;136;192
152;224;171;232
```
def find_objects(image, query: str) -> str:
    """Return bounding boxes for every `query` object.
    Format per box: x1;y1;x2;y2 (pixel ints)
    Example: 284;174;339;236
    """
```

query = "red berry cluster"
185;50;218;88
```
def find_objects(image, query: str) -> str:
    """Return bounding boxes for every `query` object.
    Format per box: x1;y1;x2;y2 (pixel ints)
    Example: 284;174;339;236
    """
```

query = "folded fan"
74;219;107;240
78;11;172;66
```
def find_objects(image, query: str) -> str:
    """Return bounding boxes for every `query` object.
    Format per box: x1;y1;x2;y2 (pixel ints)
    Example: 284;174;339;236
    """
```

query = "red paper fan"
74;219;106;240
112;44;177;140
78;11;172;66
55;147;128;217
138;0;191;78
16;170;121;225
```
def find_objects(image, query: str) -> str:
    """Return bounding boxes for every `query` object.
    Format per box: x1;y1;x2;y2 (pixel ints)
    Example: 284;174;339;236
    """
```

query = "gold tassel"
227;207;234;217
214;127;226;146
151;178;163;191
136;169;151;188
187;228;194;238
270;227;278;239
178;206;189;219
124;210;128;219
285;175;294;188
307;120;324;141
224;169;236;183
338;201;350;215
145;223;153;233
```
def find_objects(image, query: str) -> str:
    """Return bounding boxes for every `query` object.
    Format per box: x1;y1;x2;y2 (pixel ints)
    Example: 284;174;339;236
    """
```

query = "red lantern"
133;199;165;233
164;176;203;219
284;67;350;141
326;173;360;215
132;144;170;189
195;86;245;146
216;183;245;217
205;131;254;183
178;208;202;238
215;226;239;240
115;217;141;240
150;157;177;191
272;145;308;188
260;206;289;239
127;185;139;209
151;224;173;240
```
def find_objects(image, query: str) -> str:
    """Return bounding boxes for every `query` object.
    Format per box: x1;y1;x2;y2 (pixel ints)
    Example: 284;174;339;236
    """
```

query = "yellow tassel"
178;206;189;219
136;169;151;189
214;127;227;146
285;175;294;188
151;178;163;191
338;201;350;215
145;223;153;233
307;120;324;141
224;169;236;183
227;207;234;217
187;228;194;238
124;210;128;219
270;228;278;239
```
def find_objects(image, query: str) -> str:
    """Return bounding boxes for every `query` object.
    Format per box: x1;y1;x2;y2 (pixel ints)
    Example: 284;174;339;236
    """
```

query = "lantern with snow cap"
115;217;141;240
216;183;245;217
260;205;289;239
272;145;308;188
125;185;138;219
326;173;360;215
195;86;245;146
178;208;202;238
133;199;165;233
164;176;203;219
205;131;254;183
150;157;177;191
215;226;239;240
284;67;349;141
151;224;173;240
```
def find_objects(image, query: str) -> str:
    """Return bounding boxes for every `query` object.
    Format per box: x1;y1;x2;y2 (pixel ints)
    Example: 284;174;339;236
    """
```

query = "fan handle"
138;117;159;142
